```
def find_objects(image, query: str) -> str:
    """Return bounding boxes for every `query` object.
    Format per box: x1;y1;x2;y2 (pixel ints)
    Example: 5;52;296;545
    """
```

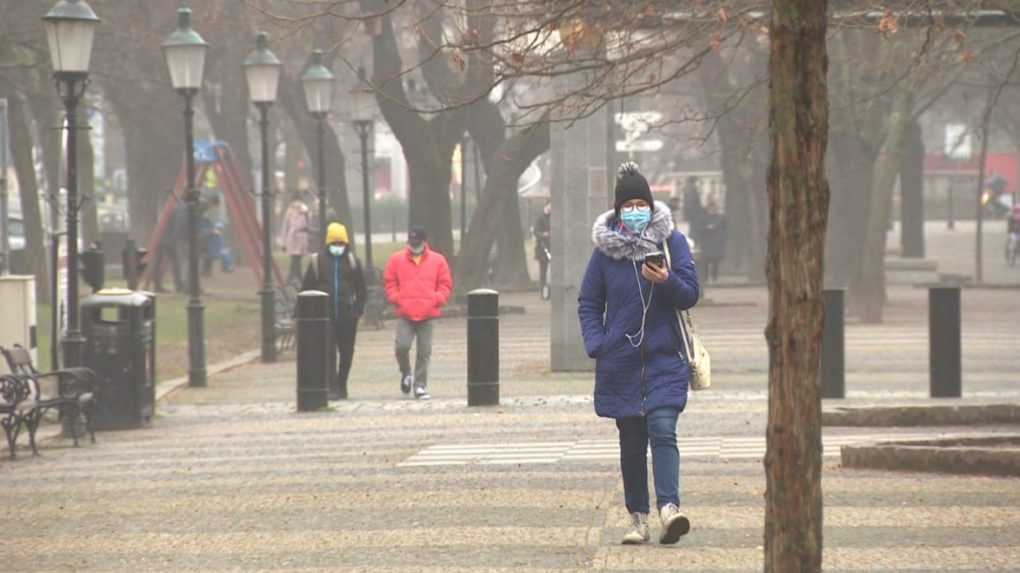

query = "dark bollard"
929;287;962;398
821;289;845;399
296;290;330;411
467;289;499;406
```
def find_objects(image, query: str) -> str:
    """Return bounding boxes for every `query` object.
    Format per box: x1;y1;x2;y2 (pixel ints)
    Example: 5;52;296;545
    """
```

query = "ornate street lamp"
42;0;99;369
244;32;282;364
162;2;208;387
301;50;334;237
351;66;375;271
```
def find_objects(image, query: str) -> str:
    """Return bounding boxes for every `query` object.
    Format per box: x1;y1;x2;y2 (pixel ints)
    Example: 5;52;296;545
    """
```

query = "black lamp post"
162;3;208;387
351;67;375;270
301;51;334;238
42;0;99;369
244;32;282;364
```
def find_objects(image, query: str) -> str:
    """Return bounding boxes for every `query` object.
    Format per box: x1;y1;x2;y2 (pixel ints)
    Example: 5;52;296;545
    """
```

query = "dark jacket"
578;201;700;419
682;185;703;238
533;212;551;261
697;212;727;261
302;249;367;321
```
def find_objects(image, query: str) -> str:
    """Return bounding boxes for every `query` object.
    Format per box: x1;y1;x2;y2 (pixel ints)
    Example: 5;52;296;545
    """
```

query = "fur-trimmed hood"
592;200;674;261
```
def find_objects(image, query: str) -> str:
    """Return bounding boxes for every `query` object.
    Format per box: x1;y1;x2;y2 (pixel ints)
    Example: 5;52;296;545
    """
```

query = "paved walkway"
3;285;1019;571
4;392;1020;571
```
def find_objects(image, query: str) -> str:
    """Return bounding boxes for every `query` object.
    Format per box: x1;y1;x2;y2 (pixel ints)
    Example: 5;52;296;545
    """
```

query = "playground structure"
140;141;286;291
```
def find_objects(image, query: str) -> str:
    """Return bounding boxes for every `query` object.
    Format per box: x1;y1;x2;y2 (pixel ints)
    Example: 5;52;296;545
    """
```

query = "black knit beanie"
614;161;655;215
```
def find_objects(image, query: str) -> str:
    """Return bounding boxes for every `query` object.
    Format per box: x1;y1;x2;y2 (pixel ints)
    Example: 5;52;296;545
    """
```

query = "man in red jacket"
384;225;453;399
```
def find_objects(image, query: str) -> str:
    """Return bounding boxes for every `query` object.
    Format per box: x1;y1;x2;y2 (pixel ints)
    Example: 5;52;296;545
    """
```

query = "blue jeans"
615;407;680;514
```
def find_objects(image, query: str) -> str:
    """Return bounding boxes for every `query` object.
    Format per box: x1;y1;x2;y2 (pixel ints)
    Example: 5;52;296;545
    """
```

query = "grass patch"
33;290;260;381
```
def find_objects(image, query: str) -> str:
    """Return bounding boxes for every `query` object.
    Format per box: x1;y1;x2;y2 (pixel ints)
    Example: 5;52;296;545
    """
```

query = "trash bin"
82;288;156;430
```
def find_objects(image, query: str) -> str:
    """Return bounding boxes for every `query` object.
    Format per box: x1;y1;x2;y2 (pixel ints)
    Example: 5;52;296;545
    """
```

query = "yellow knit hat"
325;222;348;245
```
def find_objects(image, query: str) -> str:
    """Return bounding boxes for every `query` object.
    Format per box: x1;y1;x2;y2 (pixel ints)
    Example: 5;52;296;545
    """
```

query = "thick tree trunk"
368;5;461;258
856;92;913;323
900;117;925;258
458;121;549;291
4;92;50;301
764;1;829;571
405;142;457;257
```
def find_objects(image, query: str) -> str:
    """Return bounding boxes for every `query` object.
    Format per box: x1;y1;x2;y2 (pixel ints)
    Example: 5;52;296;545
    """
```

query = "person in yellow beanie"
302;222;366;400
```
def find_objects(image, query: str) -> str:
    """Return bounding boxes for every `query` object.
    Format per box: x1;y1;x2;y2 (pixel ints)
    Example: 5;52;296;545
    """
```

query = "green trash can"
81;289;156;430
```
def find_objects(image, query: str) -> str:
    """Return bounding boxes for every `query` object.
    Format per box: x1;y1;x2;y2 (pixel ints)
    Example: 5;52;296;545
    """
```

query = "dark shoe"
400;374;412;395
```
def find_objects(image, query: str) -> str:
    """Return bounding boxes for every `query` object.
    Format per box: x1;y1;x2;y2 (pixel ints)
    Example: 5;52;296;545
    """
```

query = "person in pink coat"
383;225;453;400
278;194;311;284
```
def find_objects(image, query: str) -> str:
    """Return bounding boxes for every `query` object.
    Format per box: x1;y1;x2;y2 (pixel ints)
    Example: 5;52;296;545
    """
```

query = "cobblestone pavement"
4;222;1019;571
4;392;1020;572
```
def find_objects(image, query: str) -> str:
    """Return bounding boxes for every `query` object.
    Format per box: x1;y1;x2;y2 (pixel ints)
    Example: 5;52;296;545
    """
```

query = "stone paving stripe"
594;546;1020;570
401;434;935;466
5;528;596;556
13;489;609;519
14;471;1011;501
12;448;418;472
605;505;1020;529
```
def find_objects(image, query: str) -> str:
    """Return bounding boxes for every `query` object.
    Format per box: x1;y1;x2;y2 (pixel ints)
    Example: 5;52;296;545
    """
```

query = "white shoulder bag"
663;238;711;391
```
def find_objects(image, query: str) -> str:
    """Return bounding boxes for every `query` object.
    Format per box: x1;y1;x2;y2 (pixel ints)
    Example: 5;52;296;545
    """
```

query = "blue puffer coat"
578;201;700;419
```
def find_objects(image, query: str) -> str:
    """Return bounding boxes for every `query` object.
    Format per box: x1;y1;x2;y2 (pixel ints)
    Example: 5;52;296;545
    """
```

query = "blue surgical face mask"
328;244;345;256
620;207;651;234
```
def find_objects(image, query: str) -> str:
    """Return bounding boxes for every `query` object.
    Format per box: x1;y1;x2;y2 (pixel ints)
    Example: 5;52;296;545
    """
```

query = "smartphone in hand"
643;251;666;269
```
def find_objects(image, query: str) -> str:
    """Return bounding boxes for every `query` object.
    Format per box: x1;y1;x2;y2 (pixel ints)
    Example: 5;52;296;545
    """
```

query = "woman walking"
279;193;311;284
578;162;699;545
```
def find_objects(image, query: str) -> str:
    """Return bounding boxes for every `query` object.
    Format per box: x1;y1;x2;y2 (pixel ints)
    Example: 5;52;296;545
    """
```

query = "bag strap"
662;235;696;359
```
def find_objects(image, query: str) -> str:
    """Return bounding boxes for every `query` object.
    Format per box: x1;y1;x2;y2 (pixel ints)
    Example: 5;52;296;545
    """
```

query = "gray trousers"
395;318;434;390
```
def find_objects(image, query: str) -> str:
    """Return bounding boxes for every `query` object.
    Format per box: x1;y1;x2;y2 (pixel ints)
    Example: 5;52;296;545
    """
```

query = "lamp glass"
303;77;333;114
246;64;280;104
43;14;97;73
164;44;206;91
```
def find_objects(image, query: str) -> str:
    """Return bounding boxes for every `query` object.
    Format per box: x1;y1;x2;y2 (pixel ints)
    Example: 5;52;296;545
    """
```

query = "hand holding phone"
643;251;666;269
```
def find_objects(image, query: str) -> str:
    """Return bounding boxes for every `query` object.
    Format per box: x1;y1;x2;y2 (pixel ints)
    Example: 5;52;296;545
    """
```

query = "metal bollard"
821;289;845;399
296;290;330;411
467;289;499;406
929;287;962;398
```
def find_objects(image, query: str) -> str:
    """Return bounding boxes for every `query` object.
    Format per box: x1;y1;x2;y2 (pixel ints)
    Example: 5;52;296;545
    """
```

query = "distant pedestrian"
682;176;704;244
697;199;727;284
533;200;552;300
302;223;366;400
279;194;312;285
578;162;699;546
383;225;453;400
153;197;187;293
205;221;234;274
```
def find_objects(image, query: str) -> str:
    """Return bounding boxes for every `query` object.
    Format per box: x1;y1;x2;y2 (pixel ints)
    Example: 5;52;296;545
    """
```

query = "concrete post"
467;289;499;406
821;289;845;399
929;286;962;398
296;290;329;411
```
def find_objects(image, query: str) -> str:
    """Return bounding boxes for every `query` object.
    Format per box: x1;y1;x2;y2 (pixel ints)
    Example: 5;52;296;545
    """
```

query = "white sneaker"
400;375;412;395
621;512;650;545
658;503;690;544
414;386;431;400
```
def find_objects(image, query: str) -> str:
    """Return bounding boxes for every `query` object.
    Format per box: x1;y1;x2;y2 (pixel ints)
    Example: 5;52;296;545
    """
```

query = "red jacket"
383;244;453;321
